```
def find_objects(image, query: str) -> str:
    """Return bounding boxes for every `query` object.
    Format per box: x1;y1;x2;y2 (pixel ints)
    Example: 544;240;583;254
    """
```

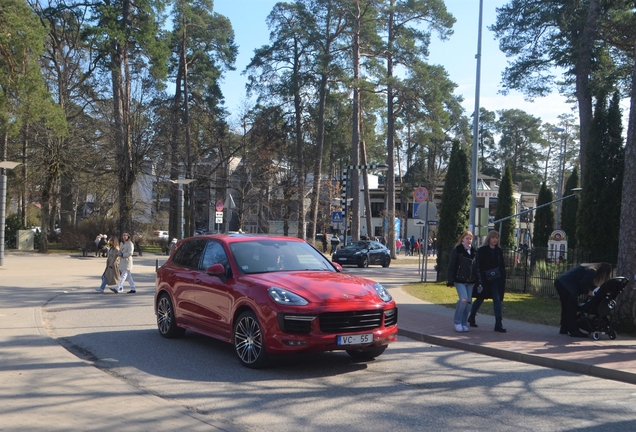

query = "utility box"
17;230;34;250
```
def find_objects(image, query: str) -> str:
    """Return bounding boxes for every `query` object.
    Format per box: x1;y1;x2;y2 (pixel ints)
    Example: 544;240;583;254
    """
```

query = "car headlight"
268;287;308;306
374;283;392;302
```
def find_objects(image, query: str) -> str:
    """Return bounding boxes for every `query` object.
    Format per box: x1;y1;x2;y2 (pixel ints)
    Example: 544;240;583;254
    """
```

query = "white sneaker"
462;325;469;332
454;324;463;332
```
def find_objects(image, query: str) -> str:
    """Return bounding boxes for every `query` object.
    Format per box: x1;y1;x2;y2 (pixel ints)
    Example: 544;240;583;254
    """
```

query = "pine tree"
533;183;554;248
577;92;624;258
560;168;580;249
495;164;516;248
436;140;470;280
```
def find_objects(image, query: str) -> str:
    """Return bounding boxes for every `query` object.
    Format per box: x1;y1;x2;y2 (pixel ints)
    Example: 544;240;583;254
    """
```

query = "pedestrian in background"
396;238;402;255
447;230;478;332
330;234;340;254
469;230;507;332
111;232;136;294
554;262;612;337
95;236;120;292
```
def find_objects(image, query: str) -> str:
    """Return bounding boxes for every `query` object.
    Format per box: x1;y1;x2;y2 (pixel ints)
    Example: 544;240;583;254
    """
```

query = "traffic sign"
215;211;223;224
332;211;343;223
215;200;224;212
416;201;437;221
414;187;428;203
414;220;426;226
428;220;439;225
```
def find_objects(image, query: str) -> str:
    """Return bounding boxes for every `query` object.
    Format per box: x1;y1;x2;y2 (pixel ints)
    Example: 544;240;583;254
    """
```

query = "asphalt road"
35;254;636;431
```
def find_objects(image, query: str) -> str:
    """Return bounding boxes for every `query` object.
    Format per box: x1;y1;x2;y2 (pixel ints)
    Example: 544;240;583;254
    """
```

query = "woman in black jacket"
446;230;479;332
468;230;507;332
555;262;612;337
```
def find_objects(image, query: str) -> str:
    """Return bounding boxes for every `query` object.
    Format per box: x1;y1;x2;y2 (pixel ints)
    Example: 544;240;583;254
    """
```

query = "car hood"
247;271;386;304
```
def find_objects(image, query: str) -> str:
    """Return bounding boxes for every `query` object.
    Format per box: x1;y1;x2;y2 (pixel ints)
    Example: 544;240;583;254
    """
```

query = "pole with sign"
416;202;437;282
215;200;224;233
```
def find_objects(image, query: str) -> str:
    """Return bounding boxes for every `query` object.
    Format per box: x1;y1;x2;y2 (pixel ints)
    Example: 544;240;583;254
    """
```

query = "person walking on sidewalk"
468;230;507;332
447;230;478;332
111;232;136;294
95;236;120;292
554;262;612;337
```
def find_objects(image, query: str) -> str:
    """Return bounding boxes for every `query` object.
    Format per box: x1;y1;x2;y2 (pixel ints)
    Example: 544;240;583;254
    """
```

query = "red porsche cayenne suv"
155;234;398;368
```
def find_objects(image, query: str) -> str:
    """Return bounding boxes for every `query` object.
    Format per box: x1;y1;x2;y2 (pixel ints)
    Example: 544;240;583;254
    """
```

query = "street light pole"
0;161;21;266
469;0;484;233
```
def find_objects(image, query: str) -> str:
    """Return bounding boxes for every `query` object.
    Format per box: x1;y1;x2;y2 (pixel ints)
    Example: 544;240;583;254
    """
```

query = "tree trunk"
182;25;194;238
575;0;601;187
386;5;396;258
293;39;306;240
616;44;636;330
169;60;183;240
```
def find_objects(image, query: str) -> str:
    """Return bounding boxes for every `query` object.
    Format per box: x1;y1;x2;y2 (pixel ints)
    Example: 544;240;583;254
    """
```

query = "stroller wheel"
608;330;617;340
592;331;601;341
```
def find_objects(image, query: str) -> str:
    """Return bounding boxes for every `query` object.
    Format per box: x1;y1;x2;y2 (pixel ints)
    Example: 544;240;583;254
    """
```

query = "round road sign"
215;200;224;212
414;187;428;203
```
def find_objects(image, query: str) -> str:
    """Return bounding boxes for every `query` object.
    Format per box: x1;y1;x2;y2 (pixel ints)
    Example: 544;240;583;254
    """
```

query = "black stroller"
577;276;630;341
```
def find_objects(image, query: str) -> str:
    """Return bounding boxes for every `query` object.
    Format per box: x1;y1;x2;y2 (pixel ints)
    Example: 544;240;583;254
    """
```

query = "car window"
201;240;229;270
172;239;206;269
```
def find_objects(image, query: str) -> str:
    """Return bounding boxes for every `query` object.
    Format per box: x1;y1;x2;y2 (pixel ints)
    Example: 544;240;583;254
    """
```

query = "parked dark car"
155;234;398;368
332;240;391;268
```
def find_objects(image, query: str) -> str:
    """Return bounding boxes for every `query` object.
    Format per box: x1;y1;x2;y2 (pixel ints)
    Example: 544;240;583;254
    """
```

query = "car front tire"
382;256;391;268
346;345;387;361
157;293;185;338
358;255;369;268
234;311;269;368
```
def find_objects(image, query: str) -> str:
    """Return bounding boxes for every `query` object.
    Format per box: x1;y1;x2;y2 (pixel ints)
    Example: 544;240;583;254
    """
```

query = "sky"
213;0;576;128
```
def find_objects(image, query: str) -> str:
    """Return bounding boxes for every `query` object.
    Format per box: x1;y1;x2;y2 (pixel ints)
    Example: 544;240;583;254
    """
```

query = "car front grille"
279;308;398;334
319;310;383;333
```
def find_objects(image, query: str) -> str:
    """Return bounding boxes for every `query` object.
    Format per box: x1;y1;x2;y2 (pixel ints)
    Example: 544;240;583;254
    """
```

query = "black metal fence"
437;246;617;298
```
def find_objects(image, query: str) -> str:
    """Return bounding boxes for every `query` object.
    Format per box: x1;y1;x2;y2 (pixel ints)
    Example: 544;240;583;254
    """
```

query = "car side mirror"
332;262;343;272
206;263;228;281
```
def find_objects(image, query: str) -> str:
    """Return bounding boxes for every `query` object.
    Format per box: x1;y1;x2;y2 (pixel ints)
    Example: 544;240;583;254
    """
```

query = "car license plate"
337;333;373;345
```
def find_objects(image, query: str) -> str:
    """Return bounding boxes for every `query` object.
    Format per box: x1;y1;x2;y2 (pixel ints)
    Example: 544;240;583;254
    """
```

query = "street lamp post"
1;161;21;266
341;163;388;247
469;0;484;233
169;178;196;240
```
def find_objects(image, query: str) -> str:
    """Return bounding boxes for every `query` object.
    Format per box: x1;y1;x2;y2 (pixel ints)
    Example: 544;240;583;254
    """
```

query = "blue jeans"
454;283;474;326
98;275;107;291
471;282;502;319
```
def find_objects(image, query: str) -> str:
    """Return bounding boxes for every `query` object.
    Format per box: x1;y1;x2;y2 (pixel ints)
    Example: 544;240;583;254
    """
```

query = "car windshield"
230;240;335;274
343;241;370;250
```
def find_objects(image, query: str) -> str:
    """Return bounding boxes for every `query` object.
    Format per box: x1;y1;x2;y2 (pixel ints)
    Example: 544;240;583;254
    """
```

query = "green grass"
403;281;562;327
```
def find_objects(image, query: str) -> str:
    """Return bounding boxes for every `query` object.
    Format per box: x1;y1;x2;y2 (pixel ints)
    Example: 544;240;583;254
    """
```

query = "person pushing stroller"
554;263;612;337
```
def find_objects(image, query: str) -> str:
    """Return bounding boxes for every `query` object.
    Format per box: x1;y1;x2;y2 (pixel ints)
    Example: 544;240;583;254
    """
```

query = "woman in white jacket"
111;232;136;294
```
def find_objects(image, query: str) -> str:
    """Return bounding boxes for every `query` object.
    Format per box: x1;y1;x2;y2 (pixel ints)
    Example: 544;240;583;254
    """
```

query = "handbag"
485;267;501;281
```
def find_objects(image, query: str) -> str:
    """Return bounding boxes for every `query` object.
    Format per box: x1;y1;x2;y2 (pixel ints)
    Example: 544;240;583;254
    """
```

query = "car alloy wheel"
157;293;185;338
234;311;268;368
359;255;369;268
